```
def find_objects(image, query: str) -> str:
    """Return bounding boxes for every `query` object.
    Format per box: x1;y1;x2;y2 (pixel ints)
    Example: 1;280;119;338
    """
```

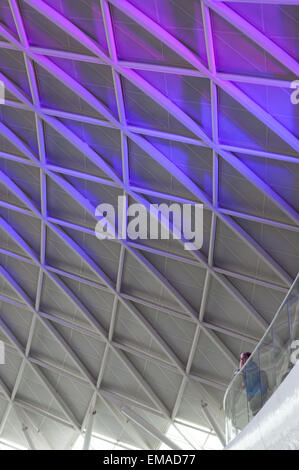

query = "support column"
83;410;96;450
22;424;36;450
201;401;225;446
121;406;181;450
16;407;36;450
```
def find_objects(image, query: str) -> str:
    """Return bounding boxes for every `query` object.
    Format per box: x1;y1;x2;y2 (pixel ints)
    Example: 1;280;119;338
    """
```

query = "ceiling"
0;0;298;450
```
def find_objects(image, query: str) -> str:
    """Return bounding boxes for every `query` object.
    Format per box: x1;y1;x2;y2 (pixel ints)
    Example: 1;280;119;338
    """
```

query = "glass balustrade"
224;274;299;445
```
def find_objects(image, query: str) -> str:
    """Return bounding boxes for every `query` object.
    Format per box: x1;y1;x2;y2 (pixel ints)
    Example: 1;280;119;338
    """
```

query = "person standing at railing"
234;352;268;417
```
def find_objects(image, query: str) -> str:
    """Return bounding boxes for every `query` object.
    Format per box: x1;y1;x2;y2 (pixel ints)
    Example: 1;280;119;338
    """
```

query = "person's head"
240;352;251;367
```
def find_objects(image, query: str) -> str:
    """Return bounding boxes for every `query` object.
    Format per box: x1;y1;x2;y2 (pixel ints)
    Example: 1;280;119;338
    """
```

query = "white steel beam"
120;406;181;451
201;401;225;447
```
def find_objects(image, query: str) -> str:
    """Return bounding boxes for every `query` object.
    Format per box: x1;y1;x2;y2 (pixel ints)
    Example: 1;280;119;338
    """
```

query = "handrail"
223;273;299;416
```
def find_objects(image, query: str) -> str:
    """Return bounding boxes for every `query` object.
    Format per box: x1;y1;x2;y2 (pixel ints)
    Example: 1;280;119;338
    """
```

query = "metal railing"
224;274;299;445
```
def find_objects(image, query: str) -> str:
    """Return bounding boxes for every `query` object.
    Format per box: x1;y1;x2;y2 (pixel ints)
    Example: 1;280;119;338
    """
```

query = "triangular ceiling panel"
0;107;39;155
113;301;173;363
29;319;88;378
236;218;299;280
142;136;213;198
0;128;32;159
128;0;208;65
46;176;96;229
211;9;295;80
0;301;33;349
55;275;114;331
235;153;299;214
0;158;41;210
140;250;206;312
121;250;188;313
20;2;95;55
34;63;108;120
57;119;123;180
0;350;23;392
226;275;286;326
15;362;73;420
0;49;32;100
101;347;159;409
227;3;299;62
190;329;233;384
217;87;299;156
0;408;28;449
39;272;99;328
31;365;93;427
51;322;106;379
110;4;195;68
0;179;30;211
50;58;119;119
61;226;121;286
0;0;18;38
43;122;110;177
233;81;299;140
129;301;195;365
43;0;109;53
124;350;182;411
136;70;212;137
45;226;106;284
0;272;27;305
0;253;40;304
0;224;31;260
219;155;296;225
0;208;41;257
213;218;287;286
121;76;198;138
128;139;200;200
